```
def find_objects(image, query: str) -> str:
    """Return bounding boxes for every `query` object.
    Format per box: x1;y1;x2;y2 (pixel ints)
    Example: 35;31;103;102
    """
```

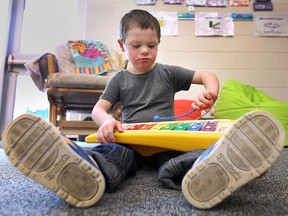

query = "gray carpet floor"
0;145;287;216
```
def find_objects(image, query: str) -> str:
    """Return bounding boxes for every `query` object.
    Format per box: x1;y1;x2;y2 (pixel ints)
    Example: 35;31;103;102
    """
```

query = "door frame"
0;0;23;137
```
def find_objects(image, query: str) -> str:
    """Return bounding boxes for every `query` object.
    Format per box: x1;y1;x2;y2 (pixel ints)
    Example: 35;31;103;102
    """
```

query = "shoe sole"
182;110;285;209
2;113;105;208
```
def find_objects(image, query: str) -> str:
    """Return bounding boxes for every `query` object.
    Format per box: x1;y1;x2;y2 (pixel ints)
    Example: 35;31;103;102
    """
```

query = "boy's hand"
97;117;123;144
192;90;218;112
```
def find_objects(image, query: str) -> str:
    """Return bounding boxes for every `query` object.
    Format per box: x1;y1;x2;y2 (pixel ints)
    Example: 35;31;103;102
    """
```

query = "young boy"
2;9;285;209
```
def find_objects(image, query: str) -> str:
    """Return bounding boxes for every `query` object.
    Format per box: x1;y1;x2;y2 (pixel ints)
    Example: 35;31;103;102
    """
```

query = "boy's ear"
117;39;125;52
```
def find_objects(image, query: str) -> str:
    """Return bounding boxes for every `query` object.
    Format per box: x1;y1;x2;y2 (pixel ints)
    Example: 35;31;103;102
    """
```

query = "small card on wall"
186;0;207;6
135;0;156;5
206;0;227;7
152;12;179;36
163;0;184;4
195;12;234;36
229;0;251;6
254;15;288;37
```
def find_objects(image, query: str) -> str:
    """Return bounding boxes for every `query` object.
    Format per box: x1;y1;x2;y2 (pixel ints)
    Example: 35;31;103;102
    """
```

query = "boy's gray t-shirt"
100;63;195;123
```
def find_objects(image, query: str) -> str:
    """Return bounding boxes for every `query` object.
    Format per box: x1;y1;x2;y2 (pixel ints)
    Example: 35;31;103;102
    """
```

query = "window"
13;0;86;119
20;0;84;54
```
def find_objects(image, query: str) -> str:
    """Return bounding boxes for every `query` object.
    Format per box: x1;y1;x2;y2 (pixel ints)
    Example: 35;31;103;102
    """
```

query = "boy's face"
118;27;159;74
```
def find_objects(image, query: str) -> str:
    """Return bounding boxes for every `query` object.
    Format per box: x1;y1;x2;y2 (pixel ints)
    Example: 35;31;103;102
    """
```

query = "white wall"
85;0;288;104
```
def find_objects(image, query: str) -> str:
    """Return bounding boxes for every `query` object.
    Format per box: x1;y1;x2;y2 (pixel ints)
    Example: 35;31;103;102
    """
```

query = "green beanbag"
214;80;288;146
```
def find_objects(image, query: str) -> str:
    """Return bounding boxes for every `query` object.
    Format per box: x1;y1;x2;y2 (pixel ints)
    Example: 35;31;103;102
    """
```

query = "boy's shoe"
2;113;105;208
182;110;285;209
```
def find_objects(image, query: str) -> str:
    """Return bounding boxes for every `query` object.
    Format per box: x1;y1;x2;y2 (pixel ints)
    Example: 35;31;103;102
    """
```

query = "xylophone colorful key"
85;119;233;156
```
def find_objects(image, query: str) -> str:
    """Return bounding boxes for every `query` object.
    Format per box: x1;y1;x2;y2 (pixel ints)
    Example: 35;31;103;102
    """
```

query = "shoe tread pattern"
2;113;105;208
182;110;285;209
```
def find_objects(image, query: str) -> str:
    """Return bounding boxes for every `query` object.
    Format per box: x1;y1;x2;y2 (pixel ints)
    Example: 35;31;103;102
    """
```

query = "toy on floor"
85;119;233;156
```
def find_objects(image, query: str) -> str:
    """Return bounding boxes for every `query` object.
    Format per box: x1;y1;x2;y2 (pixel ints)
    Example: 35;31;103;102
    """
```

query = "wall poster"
195;12;234;36
254;15;288;37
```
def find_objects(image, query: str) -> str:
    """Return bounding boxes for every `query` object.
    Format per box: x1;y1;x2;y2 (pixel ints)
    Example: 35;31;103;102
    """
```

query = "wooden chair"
41;44;124;136
47;87;103;135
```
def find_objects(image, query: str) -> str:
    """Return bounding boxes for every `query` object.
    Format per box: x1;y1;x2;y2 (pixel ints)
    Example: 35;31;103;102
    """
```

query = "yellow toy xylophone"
85;119;233;156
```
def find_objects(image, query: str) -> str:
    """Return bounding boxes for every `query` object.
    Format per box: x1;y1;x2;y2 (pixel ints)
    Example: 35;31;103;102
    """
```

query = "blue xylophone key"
187;122;205;131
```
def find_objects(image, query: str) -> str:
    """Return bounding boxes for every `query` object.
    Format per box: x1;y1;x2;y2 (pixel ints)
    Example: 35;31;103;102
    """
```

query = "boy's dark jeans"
90;143;204;192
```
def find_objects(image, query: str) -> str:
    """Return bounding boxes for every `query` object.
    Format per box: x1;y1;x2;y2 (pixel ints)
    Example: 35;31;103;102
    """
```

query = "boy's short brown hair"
119;9;161;43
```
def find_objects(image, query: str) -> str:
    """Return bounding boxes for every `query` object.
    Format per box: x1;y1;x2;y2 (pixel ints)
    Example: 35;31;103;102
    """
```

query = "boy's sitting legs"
182;110;285;209
2;110;284;209
2;113;105;208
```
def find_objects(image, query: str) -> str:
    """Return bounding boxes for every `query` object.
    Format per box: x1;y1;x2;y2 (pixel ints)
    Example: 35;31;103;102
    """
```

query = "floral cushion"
54;42;123;74
67;40;116;75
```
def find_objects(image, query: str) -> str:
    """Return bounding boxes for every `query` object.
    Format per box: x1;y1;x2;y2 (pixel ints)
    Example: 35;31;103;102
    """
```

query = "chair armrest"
39;53;58;78
47;53;58;75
